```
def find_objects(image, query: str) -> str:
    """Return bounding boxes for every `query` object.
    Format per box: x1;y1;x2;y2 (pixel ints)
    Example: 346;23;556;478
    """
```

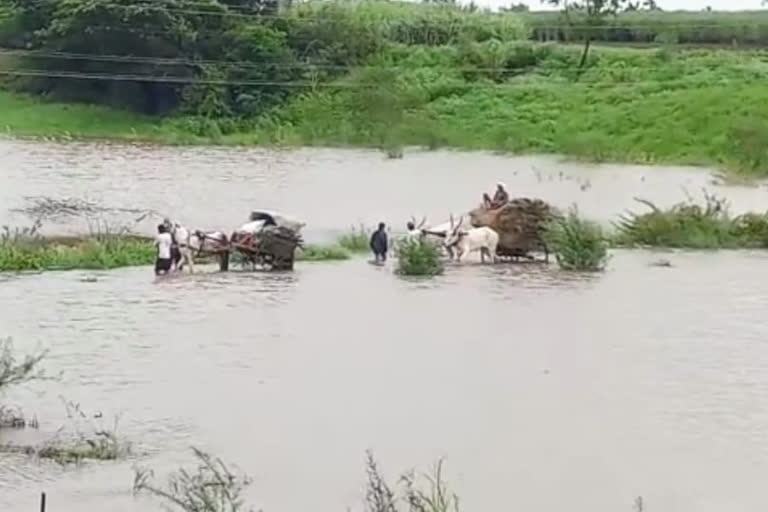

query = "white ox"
443;215;499;264
409;216;456;260
166;220;229;273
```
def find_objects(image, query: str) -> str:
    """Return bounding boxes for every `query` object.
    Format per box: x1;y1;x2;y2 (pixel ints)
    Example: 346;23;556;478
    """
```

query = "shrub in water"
730;212;768;248
615;195;768;249
0;230;154;272
544;206;609;271
394;237;444;276
614;195;732;248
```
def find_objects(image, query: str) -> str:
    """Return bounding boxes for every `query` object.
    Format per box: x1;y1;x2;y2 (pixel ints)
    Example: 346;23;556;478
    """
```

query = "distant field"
524;10;768;46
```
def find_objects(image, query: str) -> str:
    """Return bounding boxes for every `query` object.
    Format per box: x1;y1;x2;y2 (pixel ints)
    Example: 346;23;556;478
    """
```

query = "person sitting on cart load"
154;224;173;276
370;222;388;262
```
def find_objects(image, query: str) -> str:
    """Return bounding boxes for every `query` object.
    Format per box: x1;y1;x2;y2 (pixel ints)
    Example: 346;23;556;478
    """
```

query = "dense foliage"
0;232;154;271
2;1;768;173
0;0;526;119
394;237;444;276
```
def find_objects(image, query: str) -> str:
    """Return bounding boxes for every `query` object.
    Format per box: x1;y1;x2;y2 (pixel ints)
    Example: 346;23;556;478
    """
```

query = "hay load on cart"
468;198;559;261
229;211;305;271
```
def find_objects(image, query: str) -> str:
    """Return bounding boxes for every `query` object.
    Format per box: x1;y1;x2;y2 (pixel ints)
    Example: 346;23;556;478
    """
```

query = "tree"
1;0;302;116
501;3;530;12
546;0;655;70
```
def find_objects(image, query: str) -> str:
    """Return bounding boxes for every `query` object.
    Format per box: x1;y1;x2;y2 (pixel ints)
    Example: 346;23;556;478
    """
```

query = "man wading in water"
162;218;182;270
369;222;388;263
155;224;173;276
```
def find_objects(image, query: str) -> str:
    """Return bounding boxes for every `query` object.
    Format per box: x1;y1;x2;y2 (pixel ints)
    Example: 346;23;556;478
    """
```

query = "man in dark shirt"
370;222;388;263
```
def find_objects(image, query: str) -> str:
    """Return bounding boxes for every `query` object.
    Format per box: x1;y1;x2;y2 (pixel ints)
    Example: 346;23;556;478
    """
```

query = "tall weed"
544;206;609;271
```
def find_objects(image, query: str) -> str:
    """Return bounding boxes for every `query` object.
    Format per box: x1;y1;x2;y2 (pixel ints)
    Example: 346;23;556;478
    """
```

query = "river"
1;138;768;512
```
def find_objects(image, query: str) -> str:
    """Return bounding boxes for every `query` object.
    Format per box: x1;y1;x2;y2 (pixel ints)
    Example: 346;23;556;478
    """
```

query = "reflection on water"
2;140;768;512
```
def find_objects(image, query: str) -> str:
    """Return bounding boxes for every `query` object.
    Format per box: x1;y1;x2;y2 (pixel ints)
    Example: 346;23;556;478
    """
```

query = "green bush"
544;207;609;271
614;195;768;248
394;237;444;276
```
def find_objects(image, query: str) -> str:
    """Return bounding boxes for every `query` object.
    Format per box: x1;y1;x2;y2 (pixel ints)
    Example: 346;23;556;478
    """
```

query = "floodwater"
2;138;768;512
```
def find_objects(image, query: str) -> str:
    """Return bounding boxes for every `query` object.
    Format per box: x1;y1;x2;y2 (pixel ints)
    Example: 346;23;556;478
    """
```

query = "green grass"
612;195;768;248
0;90;199;143
0;234;155;271
248;44;768;175
296;227;372;261
0;227;374;271
336;225;371;253
544;206;610;271
3;43;768;175
2;2;768;175
296;244;351;261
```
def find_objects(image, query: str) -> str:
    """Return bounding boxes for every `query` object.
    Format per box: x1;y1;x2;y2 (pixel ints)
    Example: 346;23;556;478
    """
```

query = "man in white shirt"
406;221;422;241
155;224;173;275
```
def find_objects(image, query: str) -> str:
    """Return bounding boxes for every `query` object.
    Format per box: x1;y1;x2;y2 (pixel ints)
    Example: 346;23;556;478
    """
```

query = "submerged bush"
544;207;609;271
0;337;46;392
0;336;46;429
394;237;444;276
131;447;460;512
133;447;252;512
0;232;154;271
614;194;768;249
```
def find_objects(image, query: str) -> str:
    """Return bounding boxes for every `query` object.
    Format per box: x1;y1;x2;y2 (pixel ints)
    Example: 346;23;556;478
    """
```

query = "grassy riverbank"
248;44;768;174
2;43;768;174
0;91;188;142
1;1;768;174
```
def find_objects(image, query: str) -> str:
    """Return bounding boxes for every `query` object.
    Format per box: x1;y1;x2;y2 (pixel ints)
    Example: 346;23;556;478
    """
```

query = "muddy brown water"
2;138;768;512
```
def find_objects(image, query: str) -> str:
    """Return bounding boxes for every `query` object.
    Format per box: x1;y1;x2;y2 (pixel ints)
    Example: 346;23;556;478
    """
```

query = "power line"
0;67;752;87
0;68;356;86
2;48;754;74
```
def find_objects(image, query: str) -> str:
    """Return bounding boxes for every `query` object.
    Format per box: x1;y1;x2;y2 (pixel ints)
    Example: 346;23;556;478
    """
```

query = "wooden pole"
40;492;46;512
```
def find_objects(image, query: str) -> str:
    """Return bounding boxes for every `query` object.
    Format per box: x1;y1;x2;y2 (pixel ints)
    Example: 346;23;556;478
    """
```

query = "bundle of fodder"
467;197;560;259
256;225;304;260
